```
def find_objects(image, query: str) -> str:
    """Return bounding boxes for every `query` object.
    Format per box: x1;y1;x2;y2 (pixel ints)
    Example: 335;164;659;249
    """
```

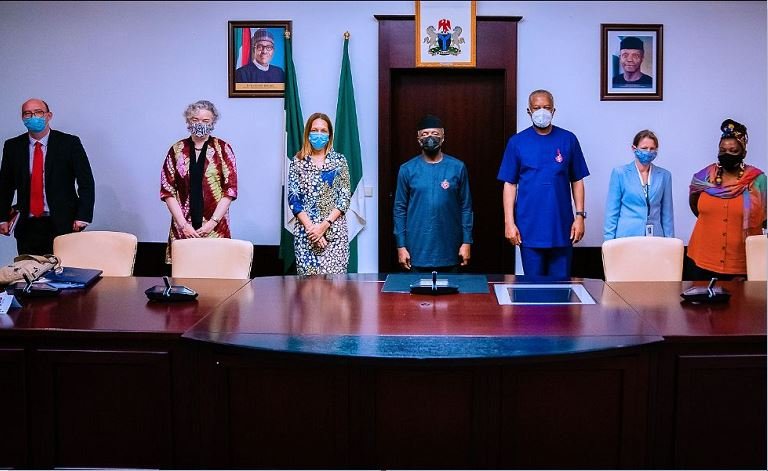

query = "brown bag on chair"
0;254;61;285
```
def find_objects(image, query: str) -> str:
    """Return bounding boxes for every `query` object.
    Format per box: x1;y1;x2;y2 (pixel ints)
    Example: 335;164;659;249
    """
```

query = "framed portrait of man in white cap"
601;24;663;101
228;20;291;97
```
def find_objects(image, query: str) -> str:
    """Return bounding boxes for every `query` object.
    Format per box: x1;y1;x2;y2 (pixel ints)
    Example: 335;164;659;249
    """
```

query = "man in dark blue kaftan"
393;115;474;272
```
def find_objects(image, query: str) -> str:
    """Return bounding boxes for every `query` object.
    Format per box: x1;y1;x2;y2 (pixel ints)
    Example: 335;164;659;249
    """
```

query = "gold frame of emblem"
415;1;477;68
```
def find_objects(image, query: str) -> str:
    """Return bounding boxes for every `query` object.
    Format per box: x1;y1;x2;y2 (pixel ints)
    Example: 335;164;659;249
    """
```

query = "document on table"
0;292;22;314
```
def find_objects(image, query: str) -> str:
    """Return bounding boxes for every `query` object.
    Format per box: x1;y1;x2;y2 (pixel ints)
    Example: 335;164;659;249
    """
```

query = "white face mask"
531;108;553;128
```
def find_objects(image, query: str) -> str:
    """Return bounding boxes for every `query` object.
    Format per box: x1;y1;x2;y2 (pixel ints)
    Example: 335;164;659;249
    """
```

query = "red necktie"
30;141;44;217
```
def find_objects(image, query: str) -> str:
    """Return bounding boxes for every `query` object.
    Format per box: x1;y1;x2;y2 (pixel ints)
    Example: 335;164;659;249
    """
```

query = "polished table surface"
0;277;249;337
182;275;667;358
3;275;764;355
609;280;767;339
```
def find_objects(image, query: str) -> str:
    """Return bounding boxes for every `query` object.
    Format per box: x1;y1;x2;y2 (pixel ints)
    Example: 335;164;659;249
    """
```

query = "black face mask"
718;153;744;171
420;136;441;156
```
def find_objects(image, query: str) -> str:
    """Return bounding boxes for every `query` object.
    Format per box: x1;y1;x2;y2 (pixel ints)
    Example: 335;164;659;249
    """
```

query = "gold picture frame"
601;23;663;101
228;20;292;98
415;1;476;68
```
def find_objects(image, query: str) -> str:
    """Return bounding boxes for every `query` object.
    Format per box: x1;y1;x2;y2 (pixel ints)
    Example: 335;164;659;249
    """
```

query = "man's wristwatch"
575;211;587;218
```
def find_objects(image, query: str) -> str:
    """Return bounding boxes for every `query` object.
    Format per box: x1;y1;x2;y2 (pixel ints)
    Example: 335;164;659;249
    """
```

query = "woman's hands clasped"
306;221;330;249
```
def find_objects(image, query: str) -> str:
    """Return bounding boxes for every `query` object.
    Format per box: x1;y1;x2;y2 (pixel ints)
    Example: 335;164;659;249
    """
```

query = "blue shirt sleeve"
497;136;520;183
393;165;409;248
568;135;590;182
661;170;675;237
459;164;474;244
603;167;622;240
287;159;303;216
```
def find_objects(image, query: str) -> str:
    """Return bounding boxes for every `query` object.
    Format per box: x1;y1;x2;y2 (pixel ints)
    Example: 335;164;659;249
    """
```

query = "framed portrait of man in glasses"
228;20;291;98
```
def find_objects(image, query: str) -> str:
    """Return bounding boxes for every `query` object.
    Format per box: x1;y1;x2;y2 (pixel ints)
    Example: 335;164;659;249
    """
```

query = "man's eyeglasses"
22;110;47;119
255;44;274;52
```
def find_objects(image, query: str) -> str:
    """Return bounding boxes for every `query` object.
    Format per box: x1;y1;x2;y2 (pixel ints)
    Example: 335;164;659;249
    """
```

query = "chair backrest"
53;231;138;276
602;236;684;281
171;238;254;279
745;235;768;281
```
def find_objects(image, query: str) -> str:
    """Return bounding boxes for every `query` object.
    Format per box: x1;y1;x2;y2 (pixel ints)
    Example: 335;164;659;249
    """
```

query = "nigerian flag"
233;27;251;67
278;31;304;274
334;33;366;273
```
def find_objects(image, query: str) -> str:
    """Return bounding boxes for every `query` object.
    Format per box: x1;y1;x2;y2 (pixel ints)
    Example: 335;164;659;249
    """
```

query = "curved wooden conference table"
0;274;764;469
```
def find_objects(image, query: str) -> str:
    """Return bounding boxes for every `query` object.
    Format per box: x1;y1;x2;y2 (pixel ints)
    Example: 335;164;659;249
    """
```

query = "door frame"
376;15;521;272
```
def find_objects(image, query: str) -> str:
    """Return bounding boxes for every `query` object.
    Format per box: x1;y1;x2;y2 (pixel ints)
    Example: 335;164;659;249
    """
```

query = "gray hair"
528;89;555;107
183;100;220;124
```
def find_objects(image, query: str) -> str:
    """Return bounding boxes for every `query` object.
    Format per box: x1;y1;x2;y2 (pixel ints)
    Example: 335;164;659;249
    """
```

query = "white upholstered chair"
53;231;138;276
171;238;253;279
602;236;684;282
745;235;767;281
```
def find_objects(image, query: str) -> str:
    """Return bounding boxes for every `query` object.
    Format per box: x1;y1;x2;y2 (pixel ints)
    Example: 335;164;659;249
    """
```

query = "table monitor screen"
493;283;596;305
509;287;580;304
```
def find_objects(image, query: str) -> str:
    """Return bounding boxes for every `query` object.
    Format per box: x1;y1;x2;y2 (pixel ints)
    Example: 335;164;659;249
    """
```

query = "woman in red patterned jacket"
160;100;238;264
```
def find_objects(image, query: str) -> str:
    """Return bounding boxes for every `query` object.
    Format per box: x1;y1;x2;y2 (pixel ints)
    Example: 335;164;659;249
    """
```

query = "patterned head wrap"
720;119;748;152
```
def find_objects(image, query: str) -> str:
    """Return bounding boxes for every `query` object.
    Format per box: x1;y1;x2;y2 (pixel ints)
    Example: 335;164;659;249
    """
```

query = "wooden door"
388;70;505;274
377;16;521;274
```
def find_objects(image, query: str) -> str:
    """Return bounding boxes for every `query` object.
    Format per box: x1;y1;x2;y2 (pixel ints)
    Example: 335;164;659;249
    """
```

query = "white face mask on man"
530;108;553;128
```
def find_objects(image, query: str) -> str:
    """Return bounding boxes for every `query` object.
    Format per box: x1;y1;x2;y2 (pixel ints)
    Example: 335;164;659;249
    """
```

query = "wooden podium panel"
185;276;658;468
674;353;765;469
0;348;26;468
30;349;174;468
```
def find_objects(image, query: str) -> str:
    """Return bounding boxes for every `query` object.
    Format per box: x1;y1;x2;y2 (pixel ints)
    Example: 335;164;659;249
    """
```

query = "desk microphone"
680;277;730;303
145;276;198;302
22;273;33;294
408;270;459;295
707;277;718;298
10;273;60;297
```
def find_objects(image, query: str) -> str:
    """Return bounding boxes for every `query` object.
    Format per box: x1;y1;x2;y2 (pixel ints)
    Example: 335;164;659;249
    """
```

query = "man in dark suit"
0;98;95;255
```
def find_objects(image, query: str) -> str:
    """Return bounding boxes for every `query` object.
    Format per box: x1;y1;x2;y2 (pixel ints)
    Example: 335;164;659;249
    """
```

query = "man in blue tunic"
393;115;474;272
498;90;589;279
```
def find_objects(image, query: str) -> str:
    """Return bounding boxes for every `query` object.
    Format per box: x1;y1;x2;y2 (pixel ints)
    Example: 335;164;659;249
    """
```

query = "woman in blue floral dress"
288;112;351;275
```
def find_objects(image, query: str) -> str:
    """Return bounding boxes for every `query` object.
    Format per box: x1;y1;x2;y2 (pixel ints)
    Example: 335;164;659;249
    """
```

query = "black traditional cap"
417;114;443;131
620;36;644;51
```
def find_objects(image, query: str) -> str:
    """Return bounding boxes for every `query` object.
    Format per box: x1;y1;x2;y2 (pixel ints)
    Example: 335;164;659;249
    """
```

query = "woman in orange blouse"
687;119;766;280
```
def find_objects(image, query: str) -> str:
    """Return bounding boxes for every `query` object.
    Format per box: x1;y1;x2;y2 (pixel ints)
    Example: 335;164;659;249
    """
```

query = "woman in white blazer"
604;130;675;239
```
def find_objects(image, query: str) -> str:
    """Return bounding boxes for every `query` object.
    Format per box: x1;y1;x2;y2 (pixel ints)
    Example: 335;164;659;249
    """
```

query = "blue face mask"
309;132;329;150
634;148;657;165
23;116;46;133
